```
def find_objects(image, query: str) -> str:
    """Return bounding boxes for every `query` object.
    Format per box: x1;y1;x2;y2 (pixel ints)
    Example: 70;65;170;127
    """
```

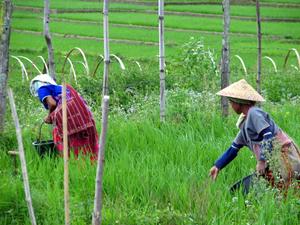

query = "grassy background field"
1;0;300;224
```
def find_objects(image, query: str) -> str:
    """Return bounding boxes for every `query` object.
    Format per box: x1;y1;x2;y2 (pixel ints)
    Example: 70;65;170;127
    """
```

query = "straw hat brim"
216;79;265;102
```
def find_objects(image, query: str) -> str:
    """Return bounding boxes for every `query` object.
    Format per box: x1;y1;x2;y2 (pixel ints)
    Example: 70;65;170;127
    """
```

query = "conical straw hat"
216;79;265;102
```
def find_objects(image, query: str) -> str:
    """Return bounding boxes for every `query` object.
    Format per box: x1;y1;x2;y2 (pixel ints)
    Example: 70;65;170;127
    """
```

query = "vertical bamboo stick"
221;0;230;117
92;95;110;225
158;0;166;122
92;1;110;224
256;0;262;94
7;88;37;225
62;82;70;225
102;0;110;96
44;0;56;79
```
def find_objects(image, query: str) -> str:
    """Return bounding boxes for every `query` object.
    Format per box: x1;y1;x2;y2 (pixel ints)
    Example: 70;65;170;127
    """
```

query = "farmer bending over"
209;79;300;190
30;74;99;160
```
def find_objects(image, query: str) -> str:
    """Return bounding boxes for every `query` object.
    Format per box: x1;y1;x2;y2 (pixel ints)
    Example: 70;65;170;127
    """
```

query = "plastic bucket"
32;140;56;157
32;122;57;157
230;173;256;195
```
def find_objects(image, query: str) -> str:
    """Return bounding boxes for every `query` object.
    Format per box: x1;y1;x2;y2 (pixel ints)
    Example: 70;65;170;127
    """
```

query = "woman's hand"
44;115;52;124
256;160;266;175
209;166;219;181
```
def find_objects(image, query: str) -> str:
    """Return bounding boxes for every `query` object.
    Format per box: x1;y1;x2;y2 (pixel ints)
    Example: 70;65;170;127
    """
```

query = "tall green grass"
1;87;300;224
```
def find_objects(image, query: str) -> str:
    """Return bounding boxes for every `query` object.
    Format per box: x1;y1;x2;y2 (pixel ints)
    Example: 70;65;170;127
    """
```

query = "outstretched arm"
209;142;243;180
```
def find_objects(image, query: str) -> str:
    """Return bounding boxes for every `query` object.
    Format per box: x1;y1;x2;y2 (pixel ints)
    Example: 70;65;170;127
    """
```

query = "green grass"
43;12;300;40
10;13;300;70
261;0;300;3
10;32;167;60
1;86;300;224
165;5;300;19
12;0;300;20
12;0;300;6
10;3;300;68
10;31;299;75
12;0;102;9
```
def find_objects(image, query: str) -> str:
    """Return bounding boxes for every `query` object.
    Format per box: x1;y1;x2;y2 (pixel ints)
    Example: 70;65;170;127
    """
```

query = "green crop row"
12;0;300;20
12;9;300;41
11;27;299;72
165;5;300;19
12;0;300;6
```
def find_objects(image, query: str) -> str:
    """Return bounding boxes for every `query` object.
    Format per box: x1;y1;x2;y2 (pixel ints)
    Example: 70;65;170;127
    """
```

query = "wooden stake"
7;88;37;225
158;0;166;122
0;0;12;132
44;0;56;79
8;150;18;175
62;82;70;225
92;95;110;225
221;0;230;117
256;0;262;94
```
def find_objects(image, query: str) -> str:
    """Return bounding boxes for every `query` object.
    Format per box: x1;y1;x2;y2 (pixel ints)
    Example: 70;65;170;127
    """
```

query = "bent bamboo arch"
234;55;247;76
92;54;126;77
263;56;277;73
63;47;90;75
135;61;142;71
11;56;29;81
283;48;300;70
38;55;49;74
11;55;46;82
18;56;43;75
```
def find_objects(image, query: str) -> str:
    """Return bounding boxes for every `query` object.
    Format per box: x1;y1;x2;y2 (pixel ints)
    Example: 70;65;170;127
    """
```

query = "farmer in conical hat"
30;74;99;160
209;79;300;191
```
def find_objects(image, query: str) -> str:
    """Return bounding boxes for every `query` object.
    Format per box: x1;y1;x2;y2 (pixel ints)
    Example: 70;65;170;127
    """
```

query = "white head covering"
30;74;57;96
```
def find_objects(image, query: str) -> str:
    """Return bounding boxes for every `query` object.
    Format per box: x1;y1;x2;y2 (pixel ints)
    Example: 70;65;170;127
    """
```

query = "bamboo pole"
221;0;230;117
102;0;110;96
44;0;56;79
7;88;37;225
92;1;110;224
256;0;262;94
158;0;166;122
62;82;70;225
92;95;110;225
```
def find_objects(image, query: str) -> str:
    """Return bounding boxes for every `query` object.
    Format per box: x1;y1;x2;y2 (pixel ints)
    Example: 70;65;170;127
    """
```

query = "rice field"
1;0;300;224
10;0;300;72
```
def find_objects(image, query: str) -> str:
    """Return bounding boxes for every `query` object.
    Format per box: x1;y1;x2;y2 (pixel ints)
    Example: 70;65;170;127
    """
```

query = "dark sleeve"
215;142;243;170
